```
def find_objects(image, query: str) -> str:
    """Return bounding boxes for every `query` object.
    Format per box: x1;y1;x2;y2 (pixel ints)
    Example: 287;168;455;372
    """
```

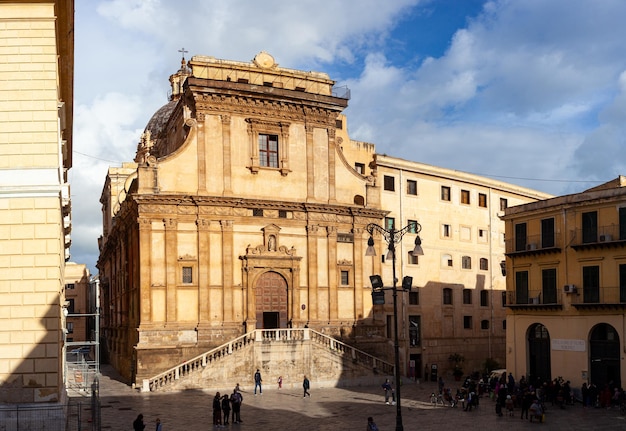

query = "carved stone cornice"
134;194;388;220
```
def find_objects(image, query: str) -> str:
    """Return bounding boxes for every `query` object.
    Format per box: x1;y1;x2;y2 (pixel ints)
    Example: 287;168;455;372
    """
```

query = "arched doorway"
255;271;288;329
589;323;621;388
528;323;551;385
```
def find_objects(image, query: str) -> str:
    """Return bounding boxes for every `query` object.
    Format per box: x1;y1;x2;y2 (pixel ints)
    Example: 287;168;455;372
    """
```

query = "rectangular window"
478;193;487;208
582;211;598;243
385;217;395;231
463;289;472;304
515;222;527;251
407;179;417;195
541;218;555;248
383;175;395;191
501;291;507;306
462;256;471;269
408;220;418;233
620;207;626;240
500;198;508;211
442;224;451;238
258;134;279;168
279;210;287;218
66;283;75;290
463;316;472;329
335;119;343;129
480;290;489;307
582;265;600;303
443;288;453;305
182;266;193;284
67;298;75;314
480;258;488;270
461;189;470;204
355;162;365;174
620;264;626;303
542;268;557;304
253;208;264;217
441;186;451;201
340;270;349;285
409;315;420;346
515;271;529;304
481;320;489;330
66;322;74;334
409;291;419;305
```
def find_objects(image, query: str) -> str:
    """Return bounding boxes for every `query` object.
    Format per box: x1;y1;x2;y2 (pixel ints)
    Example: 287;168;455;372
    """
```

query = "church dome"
144;99;177;139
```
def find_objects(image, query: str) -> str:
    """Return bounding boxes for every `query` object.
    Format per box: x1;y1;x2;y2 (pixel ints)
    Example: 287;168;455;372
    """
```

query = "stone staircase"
143;328;393;392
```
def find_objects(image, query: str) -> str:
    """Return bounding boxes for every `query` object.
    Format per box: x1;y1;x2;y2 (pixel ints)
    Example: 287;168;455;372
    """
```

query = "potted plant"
449;353;465;381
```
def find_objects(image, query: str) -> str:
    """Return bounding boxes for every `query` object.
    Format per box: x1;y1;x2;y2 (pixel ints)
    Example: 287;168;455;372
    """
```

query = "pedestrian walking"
278;375;283;389
366;416;379;431
133;414;145;431
155;418;162;431
303;375;311;397
382;379;396;405
254;369;262;395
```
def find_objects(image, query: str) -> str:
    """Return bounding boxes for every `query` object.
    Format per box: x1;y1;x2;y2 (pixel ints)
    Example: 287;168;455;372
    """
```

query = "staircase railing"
143;328;393;392
309;330;394;375
143;331;255;392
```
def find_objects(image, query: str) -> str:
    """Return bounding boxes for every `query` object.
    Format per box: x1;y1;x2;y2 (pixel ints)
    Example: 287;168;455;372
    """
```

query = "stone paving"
70;366;626;431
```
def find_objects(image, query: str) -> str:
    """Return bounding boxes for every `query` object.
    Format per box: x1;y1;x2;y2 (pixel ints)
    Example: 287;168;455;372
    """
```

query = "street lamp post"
366;222;423;431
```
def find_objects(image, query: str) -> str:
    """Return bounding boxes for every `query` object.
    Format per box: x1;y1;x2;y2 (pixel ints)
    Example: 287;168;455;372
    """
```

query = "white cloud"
71;0;626;273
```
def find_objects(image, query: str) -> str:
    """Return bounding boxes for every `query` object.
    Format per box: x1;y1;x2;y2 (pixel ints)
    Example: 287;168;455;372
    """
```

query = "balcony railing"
570;225;626;248
506;286;626;309
505;233;562;254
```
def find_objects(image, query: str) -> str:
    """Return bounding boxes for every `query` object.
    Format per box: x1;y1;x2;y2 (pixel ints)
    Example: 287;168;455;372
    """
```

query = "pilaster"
221;220;234;321
327;226;338;321
164;218;178;322
138;218;152;323
306;125;315;201
221;115;232;194
197;218;211;322
196;115;206;193
306;224;319;321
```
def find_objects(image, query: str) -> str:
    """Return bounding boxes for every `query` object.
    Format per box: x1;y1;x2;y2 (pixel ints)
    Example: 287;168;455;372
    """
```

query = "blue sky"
70;0;626;273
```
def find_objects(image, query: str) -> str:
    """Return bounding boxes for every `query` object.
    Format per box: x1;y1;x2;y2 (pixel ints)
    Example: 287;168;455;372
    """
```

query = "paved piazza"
75;366;626;431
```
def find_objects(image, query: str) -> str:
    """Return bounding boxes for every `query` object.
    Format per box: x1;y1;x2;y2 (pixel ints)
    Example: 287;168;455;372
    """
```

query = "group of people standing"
212;386;244;427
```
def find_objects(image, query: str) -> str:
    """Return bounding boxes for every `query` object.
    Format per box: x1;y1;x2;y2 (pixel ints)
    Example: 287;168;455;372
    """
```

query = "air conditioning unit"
600;234;612;242
526;243;537;251
563;284;577;294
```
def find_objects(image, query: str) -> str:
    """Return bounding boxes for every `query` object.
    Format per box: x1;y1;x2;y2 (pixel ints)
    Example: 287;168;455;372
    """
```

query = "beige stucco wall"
0;1;73;403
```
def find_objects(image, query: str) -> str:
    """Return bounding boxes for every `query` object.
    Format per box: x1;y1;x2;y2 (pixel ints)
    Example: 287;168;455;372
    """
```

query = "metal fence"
0;379;100;431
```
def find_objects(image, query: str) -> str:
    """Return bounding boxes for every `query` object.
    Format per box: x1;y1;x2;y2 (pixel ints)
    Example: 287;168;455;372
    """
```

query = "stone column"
197;218;211;322
138;218;152;323
221;220;234;321
306;224;319;322
164;218;178;322
353;227;364;320
327;128;337;203
195;115;206;193
221;115;232;194
327;226;338;321
305;125;315;201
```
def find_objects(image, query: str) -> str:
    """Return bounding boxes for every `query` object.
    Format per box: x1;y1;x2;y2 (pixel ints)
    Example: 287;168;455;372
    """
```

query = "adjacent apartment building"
97;52;551;385
0;0;74;407
501;176;626;389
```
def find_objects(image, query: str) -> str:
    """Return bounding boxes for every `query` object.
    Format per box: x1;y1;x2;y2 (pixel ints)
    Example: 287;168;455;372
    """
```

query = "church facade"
98;52;551;384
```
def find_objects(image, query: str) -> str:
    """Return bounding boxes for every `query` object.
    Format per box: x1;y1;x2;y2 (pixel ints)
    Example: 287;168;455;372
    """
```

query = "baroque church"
98;52;551;387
